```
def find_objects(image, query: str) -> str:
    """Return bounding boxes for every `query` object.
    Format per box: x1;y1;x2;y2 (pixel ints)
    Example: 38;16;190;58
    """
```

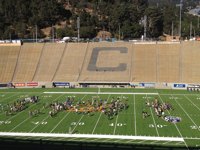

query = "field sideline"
0;88;200;149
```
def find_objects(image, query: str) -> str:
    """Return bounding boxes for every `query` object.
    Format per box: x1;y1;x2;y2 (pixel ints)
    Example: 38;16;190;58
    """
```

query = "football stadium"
0;41;200;150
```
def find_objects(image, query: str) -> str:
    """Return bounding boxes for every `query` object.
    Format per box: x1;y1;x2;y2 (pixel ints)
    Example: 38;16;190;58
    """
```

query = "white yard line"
0;132;184;141
113;115;119;135
162;141;171;145
173;96;200;132
9;117;30;132
146;94;159;137
113;94;122;135
50;112;71;133
158;94;189;149
92;94;111;134
44;92;158;95
29;94;64;133
92;112;103;134
50;94;87;133
184;95;200;112
133;94;137;136
71;115;84;134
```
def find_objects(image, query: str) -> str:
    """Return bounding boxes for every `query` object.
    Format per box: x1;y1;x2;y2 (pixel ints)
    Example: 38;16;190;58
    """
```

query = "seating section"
132;44;157;82
157;43;180;82
182;42;200;83
33;43;66;82
0;46;20;83
53;43;88;82
78;42;132;82
1;41;200;83
13;43;44;82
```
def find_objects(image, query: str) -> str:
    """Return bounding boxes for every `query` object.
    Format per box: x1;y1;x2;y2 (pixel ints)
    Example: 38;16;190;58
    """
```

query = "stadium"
0;41;200;150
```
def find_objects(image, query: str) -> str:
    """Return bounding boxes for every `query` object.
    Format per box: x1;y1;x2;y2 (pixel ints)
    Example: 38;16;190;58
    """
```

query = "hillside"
0;0;199;40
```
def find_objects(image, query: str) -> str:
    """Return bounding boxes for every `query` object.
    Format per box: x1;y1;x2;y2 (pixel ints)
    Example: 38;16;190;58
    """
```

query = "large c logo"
87;47;127;71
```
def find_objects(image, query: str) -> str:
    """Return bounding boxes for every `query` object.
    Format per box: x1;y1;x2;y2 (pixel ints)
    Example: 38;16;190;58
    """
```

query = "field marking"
50;112;71;133
44;92;158;95
113;115;119;135
173;95;200;132
133;94;137;136
113;94;122;135
184;95;200;112
28;94;65;133
158;94;189;149
0;132;185;141
71;115;84;134
9;117;30;132
50;94;87;133
92;94;111;134
146;94;159;136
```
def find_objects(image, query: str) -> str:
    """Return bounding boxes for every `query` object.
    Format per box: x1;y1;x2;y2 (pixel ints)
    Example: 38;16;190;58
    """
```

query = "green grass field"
0;88;200;149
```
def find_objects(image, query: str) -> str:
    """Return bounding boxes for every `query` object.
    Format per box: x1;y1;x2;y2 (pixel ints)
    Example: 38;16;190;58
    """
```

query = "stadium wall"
0;41;200;86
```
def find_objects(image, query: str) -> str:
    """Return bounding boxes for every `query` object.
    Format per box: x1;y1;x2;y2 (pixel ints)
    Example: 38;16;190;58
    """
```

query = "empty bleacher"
0;46;20;83
181;41;200;83
132;44;157;82
53;43;88;82
33;43;66;82
157;43;180;82
78;42;132;82
13;43;44;82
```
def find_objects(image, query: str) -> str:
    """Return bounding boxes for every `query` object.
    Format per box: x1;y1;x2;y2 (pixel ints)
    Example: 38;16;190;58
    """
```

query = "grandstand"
0;41;200;85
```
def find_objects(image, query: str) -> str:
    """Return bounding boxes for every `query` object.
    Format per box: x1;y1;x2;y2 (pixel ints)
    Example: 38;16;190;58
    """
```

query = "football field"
0;88;200;149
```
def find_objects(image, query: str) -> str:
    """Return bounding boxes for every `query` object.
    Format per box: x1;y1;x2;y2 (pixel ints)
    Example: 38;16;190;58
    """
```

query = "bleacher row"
0;41;200;83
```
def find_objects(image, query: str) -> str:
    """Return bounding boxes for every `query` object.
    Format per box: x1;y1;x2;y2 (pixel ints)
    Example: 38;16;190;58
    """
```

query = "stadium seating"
132;43;157;82
13;43;44;82
157;43;180;82
1;41;200;84
0;46;20;83
53;43;88;82
33;43;66;82
78;42;131;82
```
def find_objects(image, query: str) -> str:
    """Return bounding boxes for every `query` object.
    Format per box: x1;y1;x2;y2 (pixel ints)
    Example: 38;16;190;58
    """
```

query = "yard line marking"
29;94;65;133
71;115;84;134
113;94;122;135
158;94;189;149
2;93;44;122
126;139;136;143
146;94;159;136
9;117;30;132
50;94;87;133
175;141;184;145
133;94;137;136
92;112;103;134
184;95;200;112
173;95;200;132
50;112;71;133
0;132;184;141
92;94;111;134
113;115;119;135
44;92;158;95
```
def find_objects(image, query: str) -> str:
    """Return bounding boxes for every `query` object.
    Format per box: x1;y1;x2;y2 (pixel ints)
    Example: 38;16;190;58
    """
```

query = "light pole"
176;0;183;39
77;17;80;42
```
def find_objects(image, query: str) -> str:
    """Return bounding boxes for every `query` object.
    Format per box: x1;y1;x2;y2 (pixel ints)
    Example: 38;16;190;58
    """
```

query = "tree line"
0;0;199;40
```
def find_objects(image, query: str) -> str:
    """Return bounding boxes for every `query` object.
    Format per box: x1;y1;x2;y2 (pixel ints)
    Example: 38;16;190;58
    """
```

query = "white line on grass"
9;117;30;132
50;112;71;133
71;115;84;134
133;94;137;136
0;132;184;141
184;95;200;112
29;94;64;133
158;94;189;149
92;94;111;134
113;94;122;135
44;92;158;95
50;94;87;133
113;115;119;135
146;94;159;137
173;95;200;132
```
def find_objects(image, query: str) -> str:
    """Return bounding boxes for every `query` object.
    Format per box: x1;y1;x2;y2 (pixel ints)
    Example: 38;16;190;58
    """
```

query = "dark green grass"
0;88;200;148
